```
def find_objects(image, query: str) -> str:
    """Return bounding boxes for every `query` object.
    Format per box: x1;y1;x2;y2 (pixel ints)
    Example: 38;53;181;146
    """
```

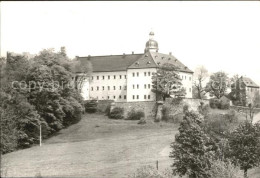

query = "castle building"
77;32;193;102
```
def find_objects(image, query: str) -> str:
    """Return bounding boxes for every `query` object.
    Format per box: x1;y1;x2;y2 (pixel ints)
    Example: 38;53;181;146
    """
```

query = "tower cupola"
145;31;159;53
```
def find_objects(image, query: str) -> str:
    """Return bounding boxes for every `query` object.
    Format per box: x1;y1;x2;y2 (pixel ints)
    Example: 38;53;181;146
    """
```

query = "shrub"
105;104;111;116
126;109;145;120
109;107;124;119
84;100;98;113
207;159;243;178
138;118;146;125
128;165;171;178
161;106;171;121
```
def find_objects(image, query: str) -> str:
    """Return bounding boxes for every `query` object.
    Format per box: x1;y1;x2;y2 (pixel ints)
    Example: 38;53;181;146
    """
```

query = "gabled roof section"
127;52;157;69
241;77;259;88
77;54;143;72
149;52;193;73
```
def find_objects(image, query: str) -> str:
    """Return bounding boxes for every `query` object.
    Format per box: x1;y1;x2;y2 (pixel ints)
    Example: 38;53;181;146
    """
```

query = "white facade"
127;68;157;102
81;68;193;102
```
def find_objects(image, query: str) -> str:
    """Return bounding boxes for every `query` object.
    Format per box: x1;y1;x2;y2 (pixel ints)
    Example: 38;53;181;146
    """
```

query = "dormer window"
175;59;177;62
147;61;151;65
168;58;171;60
162;57;164;59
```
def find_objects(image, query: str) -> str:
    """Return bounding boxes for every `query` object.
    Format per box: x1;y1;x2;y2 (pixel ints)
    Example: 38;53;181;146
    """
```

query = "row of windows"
132;95;151;100
181;75;192;81
92;75;127;80
132;72;151;77
91;86;127;91
247;87;259;92
132;84;151;89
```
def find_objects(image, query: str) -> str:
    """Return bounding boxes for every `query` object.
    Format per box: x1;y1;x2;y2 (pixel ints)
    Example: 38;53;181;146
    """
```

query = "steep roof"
77;51;193;73
77;54;143;72
150;52;193;73
127;52;157;69
241;77;259;88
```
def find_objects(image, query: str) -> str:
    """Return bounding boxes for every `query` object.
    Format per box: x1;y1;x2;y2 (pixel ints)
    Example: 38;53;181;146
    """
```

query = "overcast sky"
1;1;260;85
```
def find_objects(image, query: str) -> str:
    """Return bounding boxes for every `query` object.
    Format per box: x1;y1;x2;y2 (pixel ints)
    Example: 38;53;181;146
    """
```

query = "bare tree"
193;66;209;99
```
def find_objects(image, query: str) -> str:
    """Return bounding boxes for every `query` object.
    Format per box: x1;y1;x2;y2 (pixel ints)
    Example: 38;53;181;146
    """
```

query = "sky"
1;1;260;85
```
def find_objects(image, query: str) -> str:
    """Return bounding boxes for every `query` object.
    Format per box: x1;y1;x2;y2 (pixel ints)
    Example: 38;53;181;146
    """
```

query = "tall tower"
144;31;159;53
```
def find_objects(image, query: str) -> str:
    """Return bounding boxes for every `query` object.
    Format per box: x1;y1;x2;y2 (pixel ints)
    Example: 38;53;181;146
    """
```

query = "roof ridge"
78;53;144;58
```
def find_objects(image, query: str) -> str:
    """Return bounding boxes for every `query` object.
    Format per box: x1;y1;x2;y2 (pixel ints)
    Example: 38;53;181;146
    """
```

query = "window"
125;75;127;79
148;84;150;89
124;95;126;99
133;95;135;99
185;76;186;80
119;95;121;99
144;72;147;76
137;84;139;89
107;96;110;99
189;88;191;92
133;73;135;77
102;76;105;80
148;72;151;76
114;75;116;79
133;84;135;89
113;86;116;90
144;84;147;89
137;72;139;77
189;77;191;81
97;86;99;91
97;76;99;80
182;76;183;79
120;75;122;79
108;86;110;90
108;75;110;80
148;95;150;99
102;86;105;90
113;96;116;99
137;95;139;99
144;95;146;99
91;87;93;91
91;76;94;80
120;86;122;90
124;86;127;90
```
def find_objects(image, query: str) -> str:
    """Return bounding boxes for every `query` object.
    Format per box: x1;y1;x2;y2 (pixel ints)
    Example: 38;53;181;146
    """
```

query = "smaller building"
241;77;260;104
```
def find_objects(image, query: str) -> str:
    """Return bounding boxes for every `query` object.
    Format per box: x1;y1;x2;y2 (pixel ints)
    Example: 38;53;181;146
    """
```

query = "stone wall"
113;101;157;118
164;98;209;112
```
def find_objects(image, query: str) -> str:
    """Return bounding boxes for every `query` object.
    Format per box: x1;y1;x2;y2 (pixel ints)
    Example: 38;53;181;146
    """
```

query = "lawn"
1;113;178;177
1;112;259;177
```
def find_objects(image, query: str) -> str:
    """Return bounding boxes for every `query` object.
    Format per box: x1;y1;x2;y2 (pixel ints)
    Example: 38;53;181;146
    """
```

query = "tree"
170;110;215;178
193;66;209;99
253;91;260;108
71;57;92;90
206;71;229;99
229;75;247;106
152;63;185;101
228;121;260;178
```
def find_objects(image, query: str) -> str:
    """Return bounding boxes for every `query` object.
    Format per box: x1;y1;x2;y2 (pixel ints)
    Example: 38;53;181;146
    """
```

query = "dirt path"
1;114;177;177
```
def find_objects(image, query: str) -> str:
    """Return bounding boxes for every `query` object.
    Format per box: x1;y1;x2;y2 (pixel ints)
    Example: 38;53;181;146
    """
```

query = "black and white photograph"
1;1;260;178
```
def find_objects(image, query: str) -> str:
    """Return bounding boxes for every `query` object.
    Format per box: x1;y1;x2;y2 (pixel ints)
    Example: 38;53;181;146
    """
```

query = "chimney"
75;56;79;59
87;55;91;60
132;51;134;54
123;53;125;56
169;52;172;56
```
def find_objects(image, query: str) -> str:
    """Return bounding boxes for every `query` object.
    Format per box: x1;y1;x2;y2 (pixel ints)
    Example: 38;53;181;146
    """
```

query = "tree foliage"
206;71;229;99
152;63;185;101
228;121;260;178
193;66;209;99
0;47;87;154
170;111;215;178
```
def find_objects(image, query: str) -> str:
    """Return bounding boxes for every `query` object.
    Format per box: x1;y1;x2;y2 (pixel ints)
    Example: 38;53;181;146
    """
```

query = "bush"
128;165;175;178
207;159;243;178
138;118;146;124
109;107;124;119
84;100;98;113
210;99;230;110
126;109;145;120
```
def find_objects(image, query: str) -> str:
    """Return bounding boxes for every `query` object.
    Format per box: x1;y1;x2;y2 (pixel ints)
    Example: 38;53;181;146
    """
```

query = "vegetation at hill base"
0;47;91;154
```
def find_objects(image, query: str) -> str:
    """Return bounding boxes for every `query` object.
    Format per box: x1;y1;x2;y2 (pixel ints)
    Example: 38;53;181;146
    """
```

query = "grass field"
1;114;178;177
1;112;260;177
